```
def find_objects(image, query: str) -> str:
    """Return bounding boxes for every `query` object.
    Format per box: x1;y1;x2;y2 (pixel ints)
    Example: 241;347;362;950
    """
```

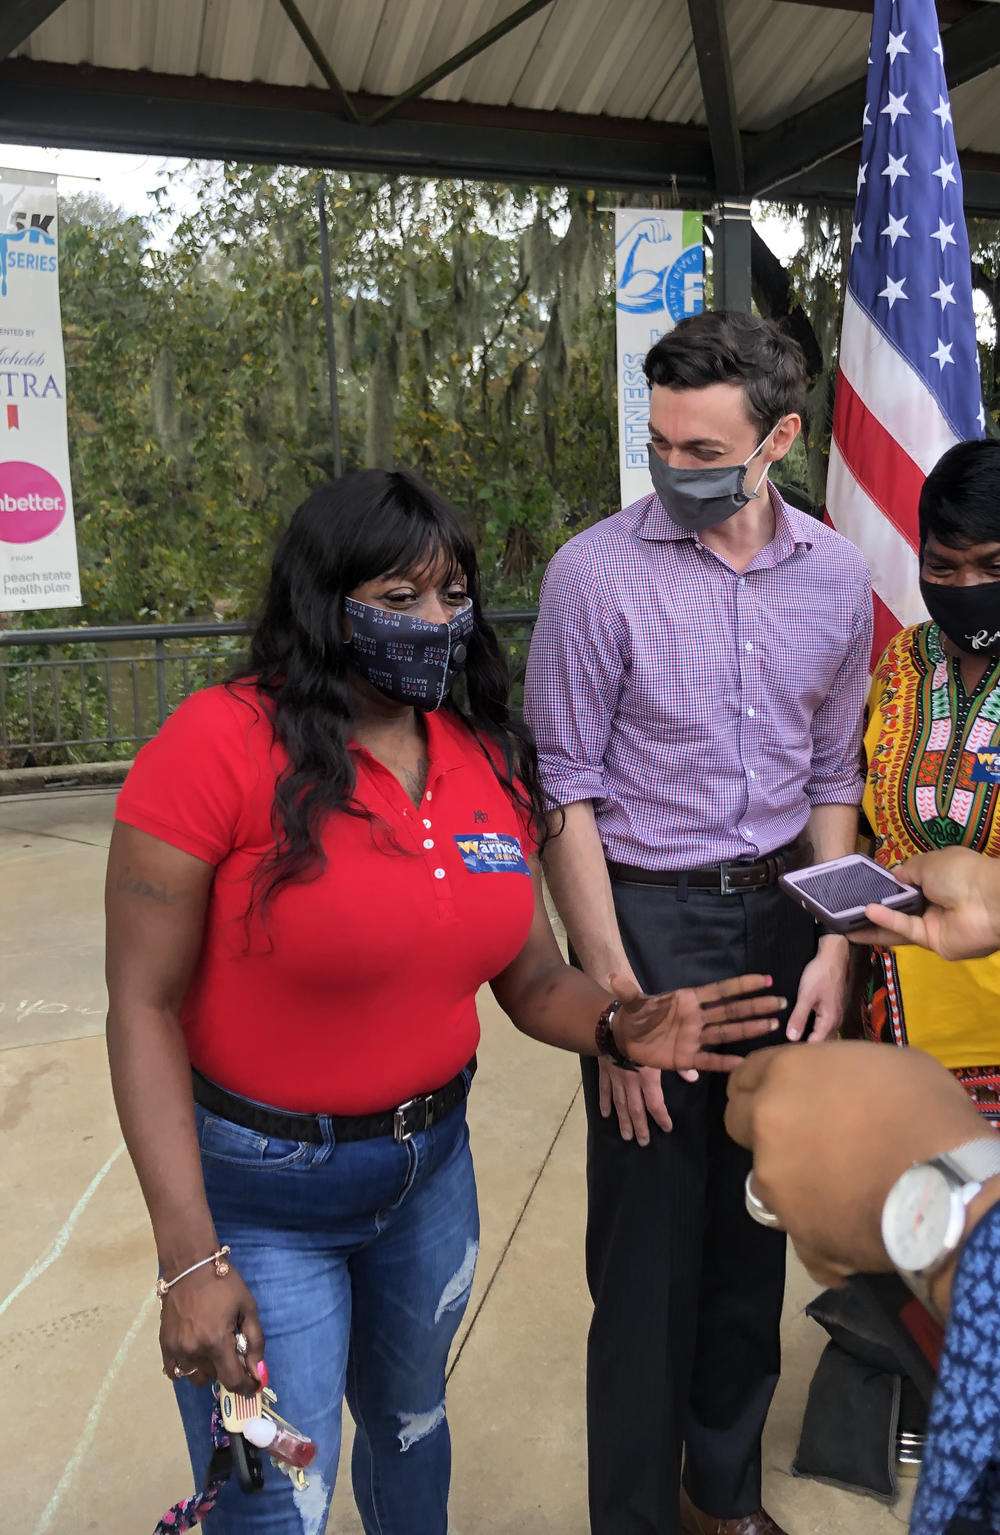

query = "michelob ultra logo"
971;750;1000;784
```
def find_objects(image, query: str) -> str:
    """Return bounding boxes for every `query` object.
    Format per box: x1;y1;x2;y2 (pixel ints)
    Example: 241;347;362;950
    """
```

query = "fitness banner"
0;167;81;610
615;208;704;510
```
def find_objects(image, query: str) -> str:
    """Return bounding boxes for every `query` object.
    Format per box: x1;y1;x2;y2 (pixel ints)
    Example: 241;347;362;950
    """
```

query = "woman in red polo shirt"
106;469;779;1535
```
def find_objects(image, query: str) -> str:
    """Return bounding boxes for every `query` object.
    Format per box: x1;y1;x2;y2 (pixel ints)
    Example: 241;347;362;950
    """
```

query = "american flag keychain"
220;1332;318;1491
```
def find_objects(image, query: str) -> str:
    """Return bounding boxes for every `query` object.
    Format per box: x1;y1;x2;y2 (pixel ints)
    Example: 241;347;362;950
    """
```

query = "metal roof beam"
366;0;558;126
277;0;360;125
770;151;1000;216
744;2;1000;195
685;0;744;193
0;0;70;61
773;0;981;19
0;66;716;192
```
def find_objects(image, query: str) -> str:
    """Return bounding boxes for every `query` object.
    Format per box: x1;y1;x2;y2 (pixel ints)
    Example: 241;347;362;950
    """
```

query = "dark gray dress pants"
580;877;818;1535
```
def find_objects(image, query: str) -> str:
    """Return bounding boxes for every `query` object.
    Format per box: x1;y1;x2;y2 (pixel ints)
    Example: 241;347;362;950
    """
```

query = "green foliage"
35;168;624;631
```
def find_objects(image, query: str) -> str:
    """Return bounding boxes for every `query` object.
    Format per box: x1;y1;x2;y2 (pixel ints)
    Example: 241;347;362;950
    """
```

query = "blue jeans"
174;1085;479;1535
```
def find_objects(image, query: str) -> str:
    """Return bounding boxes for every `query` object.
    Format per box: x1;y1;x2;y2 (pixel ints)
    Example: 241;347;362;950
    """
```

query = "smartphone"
779;853;925;934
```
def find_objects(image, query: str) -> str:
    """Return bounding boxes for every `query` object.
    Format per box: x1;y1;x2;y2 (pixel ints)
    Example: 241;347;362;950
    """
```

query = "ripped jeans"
174;1091;479;1535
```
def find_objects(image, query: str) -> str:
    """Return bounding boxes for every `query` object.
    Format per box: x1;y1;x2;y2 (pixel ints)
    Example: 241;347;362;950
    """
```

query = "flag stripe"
872;589;903;664
838;290;960;479
826;441;924;626
831;366;924;555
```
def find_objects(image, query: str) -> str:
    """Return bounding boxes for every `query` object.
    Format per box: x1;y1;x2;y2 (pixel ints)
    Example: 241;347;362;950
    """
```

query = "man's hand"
598;1060;673;1145
850;846;1000;961
785;933;849;1042
725;1041;987;1290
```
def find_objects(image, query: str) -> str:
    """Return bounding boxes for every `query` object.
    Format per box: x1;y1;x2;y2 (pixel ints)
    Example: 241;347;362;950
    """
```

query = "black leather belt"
191;1057;476;1146
606;837;812;895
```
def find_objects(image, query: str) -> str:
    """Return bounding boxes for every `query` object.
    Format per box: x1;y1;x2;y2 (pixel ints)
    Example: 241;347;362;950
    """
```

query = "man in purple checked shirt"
523;311;873;1535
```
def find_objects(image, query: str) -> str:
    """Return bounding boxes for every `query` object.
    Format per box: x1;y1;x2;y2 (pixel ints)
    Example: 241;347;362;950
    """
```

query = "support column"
713;198;752;314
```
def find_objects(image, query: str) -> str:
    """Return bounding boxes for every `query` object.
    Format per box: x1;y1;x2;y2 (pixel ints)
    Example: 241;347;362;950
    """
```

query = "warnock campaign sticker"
453;833;530;875
971;750;1000;784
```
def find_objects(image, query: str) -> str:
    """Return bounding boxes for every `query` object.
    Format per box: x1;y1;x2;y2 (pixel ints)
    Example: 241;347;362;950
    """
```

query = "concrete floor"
0;789;915;1535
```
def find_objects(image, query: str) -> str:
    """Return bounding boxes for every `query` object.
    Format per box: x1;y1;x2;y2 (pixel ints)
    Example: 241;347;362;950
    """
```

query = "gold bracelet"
155;1245;231;1301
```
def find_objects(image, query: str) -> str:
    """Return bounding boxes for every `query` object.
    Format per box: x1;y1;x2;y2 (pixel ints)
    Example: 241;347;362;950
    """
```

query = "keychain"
215;1331;318;1492
216;1378;317;1490
153;1333;319;1530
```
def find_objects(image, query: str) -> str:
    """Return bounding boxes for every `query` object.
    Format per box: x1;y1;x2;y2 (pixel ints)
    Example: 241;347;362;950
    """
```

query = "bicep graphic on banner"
0;167;82;611
614;208;703;511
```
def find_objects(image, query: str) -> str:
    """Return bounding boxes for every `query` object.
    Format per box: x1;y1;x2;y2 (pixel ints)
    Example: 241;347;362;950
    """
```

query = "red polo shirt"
114;683;536;1112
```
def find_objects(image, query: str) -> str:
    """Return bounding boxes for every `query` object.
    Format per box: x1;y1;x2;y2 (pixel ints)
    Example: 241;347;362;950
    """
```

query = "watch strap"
595;1000;639;1071
938;1138;1000;1188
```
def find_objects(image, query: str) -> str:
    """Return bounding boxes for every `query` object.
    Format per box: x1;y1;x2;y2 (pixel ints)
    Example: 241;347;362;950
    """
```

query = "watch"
881;1137;1000;1317
595;999;639;1071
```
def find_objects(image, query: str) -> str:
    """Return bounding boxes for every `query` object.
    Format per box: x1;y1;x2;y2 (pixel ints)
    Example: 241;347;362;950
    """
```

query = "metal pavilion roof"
2;0;1000;212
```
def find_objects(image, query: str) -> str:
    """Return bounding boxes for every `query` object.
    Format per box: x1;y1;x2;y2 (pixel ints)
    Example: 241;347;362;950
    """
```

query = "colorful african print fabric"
862;624;1000;1111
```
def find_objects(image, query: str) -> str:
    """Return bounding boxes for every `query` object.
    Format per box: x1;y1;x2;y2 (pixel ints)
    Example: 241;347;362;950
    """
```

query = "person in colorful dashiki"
863;438;1000;1122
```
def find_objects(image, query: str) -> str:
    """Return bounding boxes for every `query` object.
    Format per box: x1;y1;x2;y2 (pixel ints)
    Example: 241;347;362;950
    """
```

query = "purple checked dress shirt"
523;488;873;870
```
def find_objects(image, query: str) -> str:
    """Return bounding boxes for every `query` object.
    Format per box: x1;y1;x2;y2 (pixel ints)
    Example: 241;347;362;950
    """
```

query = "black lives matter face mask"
343;596;475;710
920;576;1000;656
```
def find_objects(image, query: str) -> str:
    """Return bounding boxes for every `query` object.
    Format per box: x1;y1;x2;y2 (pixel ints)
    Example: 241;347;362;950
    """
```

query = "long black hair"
235;468;550;912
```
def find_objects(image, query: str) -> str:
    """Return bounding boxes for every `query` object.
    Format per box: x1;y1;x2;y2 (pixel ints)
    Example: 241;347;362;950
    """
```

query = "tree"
42;168;625;628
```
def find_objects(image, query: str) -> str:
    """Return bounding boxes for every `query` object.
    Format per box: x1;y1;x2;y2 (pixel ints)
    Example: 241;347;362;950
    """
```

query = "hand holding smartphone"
780;853;925;935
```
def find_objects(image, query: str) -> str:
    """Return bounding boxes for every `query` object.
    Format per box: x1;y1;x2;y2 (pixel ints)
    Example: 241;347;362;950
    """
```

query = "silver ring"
171;1363;197;1379
744;1171;784;1230
234;1330;248;1356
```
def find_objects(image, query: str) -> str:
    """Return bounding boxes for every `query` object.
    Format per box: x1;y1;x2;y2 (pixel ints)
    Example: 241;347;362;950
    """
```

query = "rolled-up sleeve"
805;567;873;806
523;539;626;809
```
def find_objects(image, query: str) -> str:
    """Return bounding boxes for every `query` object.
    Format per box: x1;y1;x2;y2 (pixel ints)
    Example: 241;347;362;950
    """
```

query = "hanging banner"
0;167;81;610
615;209;704;510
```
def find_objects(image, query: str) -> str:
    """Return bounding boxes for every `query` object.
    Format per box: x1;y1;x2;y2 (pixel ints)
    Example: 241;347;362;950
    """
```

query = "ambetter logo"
0;461;66;543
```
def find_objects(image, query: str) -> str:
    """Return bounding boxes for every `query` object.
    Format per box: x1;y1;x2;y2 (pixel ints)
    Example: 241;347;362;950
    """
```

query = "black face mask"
920;575;1000;656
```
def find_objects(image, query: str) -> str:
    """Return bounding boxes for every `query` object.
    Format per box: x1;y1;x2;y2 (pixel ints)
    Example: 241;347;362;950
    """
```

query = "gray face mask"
647;426;776;533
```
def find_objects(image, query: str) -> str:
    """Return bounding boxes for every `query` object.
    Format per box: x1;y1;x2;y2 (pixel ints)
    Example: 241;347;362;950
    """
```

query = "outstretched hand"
613;972;782;1075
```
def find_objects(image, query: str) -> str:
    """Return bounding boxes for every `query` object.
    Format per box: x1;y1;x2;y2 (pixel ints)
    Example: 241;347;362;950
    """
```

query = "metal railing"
0;613;539;767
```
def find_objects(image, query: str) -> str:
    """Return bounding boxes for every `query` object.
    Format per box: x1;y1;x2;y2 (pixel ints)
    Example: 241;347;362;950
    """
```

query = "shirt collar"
634;484;814;560
349;705;468;778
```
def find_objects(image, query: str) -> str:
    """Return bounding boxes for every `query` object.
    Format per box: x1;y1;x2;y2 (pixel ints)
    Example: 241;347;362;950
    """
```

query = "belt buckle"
393;1095;433;1143
719;863;738;896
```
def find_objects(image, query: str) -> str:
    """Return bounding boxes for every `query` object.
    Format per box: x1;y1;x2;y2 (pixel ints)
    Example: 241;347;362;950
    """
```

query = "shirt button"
423;838;434;850
425;791;433;802
746;706;755;717
742;827;754;840
422;818;432;829
749;770;756;781
434;867;446;880
745;641;753;652
739;576;747;585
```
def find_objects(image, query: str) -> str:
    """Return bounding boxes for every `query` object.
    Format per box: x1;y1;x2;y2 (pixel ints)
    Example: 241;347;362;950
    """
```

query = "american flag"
826;0;986;662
